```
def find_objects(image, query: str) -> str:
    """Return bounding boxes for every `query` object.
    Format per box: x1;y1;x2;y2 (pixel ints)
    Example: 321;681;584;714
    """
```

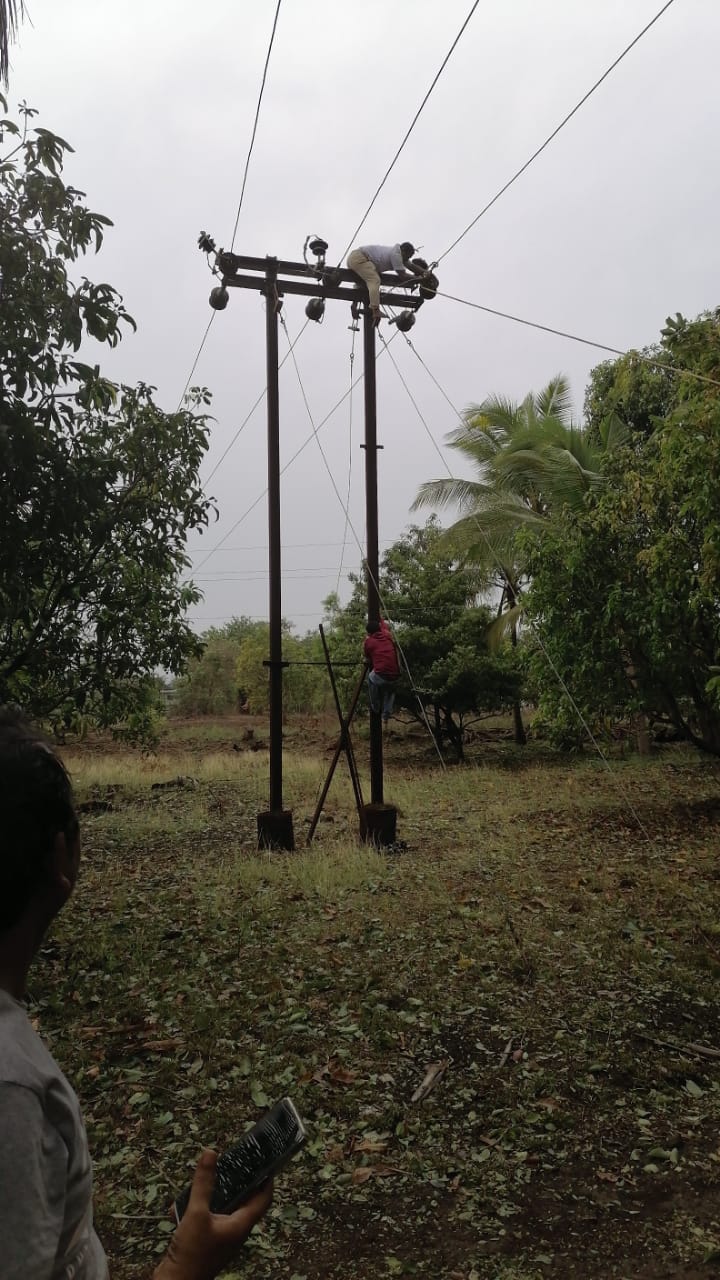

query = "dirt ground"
36;716;720;1278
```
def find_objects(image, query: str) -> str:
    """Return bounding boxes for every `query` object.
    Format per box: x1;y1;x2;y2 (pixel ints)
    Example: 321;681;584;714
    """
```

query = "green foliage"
413;375;618;659
325;520;522;757
235;622;331;716
584;311;720;446
528;311;720;754
413;375;600;562
0;100;214;739
174;635;244;717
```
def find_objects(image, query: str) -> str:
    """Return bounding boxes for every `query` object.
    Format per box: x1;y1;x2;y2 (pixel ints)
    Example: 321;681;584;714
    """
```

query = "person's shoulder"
0;991;66;1100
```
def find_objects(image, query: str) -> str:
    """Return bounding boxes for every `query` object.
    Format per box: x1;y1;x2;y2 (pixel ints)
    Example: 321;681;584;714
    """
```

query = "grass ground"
33;715;720;1278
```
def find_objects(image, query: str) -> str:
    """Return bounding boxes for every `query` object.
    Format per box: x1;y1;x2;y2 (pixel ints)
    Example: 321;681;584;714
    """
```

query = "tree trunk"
632;711;651;756
510;620;526;746
442;708;464;762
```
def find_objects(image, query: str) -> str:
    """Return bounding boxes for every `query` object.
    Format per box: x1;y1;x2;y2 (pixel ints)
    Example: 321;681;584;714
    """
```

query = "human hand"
153;1150;273;1280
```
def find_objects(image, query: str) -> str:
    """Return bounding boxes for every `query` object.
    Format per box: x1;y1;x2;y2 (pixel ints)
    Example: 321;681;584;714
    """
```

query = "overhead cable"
335;325;357;597
435;289;720;390
203;316;311;488
281;314;366;560
188;332;400;577
437;0;678;263
172;2;283;410
229;0;284;251
338;0;482;262
281;316;446;767
175;314;216;412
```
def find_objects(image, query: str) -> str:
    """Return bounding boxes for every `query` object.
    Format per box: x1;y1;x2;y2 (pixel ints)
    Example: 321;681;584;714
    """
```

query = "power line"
229;0;284;251
172;3;284;412
437;289;627;356
435;288;720;390
188;540;395;557
281;316;446;768
175;313;216;412
281;313;367;562
202;316;311;488
192;608;486;625
437;0;679;264
188;331;401;578
338;0;482;262
336;325;357;597
197;568;361;577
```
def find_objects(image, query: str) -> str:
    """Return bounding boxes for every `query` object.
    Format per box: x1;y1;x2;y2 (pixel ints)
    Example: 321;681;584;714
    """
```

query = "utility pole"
257;258;294;850
361;305;398;846
210;248;423;846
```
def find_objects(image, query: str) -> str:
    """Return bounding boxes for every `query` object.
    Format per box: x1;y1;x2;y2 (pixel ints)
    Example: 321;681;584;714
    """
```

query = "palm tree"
413;375;623;743
1;1;25;87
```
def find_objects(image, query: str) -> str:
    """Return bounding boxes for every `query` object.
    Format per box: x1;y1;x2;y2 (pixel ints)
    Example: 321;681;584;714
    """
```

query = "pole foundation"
362;803;397;848
257;810;295;851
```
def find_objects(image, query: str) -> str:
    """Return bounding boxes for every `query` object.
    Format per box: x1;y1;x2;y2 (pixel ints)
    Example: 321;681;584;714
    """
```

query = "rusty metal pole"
363;304;384;804
257;257;294;850
361;305;397;847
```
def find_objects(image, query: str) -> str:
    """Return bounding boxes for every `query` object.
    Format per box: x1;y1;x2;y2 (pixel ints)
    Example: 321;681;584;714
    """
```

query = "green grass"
33;723;720;1278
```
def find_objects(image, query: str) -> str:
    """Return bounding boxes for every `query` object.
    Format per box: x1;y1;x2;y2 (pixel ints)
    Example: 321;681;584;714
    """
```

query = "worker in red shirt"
363;618;400;723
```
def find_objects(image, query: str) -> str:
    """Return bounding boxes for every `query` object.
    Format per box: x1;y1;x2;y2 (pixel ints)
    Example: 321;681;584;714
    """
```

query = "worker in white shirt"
347;242;426;324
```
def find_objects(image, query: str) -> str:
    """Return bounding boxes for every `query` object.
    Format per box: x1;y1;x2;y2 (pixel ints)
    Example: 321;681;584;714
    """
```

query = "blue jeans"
367;670;397;720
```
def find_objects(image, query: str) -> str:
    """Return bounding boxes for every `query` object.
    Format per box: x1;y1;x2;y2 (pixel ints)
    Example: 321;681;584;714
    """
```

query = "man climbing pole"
347;242;426;325
364;618;400;724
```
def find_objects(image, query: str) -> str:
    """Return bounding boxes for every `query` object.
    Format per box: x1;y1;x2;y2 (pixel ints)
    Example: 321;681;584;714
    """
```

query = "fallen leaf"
328;1063;358;1086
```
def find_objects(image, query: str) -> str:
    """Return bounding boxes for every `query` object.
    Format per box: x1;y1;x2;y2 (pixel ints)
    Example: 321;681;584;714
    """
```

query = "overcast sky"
9;0;720;633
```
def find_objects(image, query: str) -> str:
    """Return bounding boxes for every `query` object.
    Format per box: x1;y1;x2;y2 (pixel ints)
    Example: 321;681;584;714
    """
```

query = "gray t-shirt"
0;989;108;1279
359;243;405;273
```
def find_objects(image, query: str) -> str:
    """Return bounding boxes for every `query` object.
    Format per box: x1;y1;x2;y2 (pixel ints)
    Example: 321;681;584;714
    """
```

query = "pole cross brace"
218;254;424;310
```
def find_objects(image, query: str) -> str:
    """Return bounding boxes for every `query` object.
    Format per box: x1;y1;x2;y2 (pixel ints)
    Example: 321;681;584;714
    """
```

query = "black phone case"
174;1097;306;1221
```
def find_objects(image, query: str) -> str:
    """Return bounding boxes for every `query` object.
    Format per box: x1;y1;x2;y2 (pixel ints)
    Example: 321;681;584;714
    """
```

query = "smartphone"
173;1097;307;1223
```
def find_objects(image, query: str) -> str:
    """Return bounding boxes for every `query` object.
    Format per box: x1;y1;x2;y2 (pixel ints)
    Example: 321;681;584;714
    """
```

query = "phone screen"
174;1097;306;1221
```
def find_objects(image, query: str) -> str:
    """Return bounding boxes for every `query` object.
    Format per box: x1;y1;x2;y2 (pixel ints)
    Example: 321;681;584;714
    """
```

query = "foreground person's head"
0;706;80;943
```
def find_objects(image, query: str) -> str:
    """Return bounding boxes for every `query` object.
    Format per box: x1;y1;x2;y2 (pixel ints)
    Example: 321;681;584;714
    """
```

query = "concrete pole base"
257;810;295;851
362;803;397;848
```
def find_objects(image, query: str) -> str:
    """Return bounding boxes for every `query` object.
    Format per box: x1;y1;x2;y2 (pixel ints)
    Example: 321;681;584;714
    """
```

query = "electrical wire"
338;0;482;263
188;539;396;556
281;315;446;768
281;313;367;559
179;0;679;462
188;329;401;577
202;317;311;488
335;324;357;597
433;289;720;391
229;0;284;251
172;3;284;435
437;0;679;264
175;313;216;412
382;329;655;841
